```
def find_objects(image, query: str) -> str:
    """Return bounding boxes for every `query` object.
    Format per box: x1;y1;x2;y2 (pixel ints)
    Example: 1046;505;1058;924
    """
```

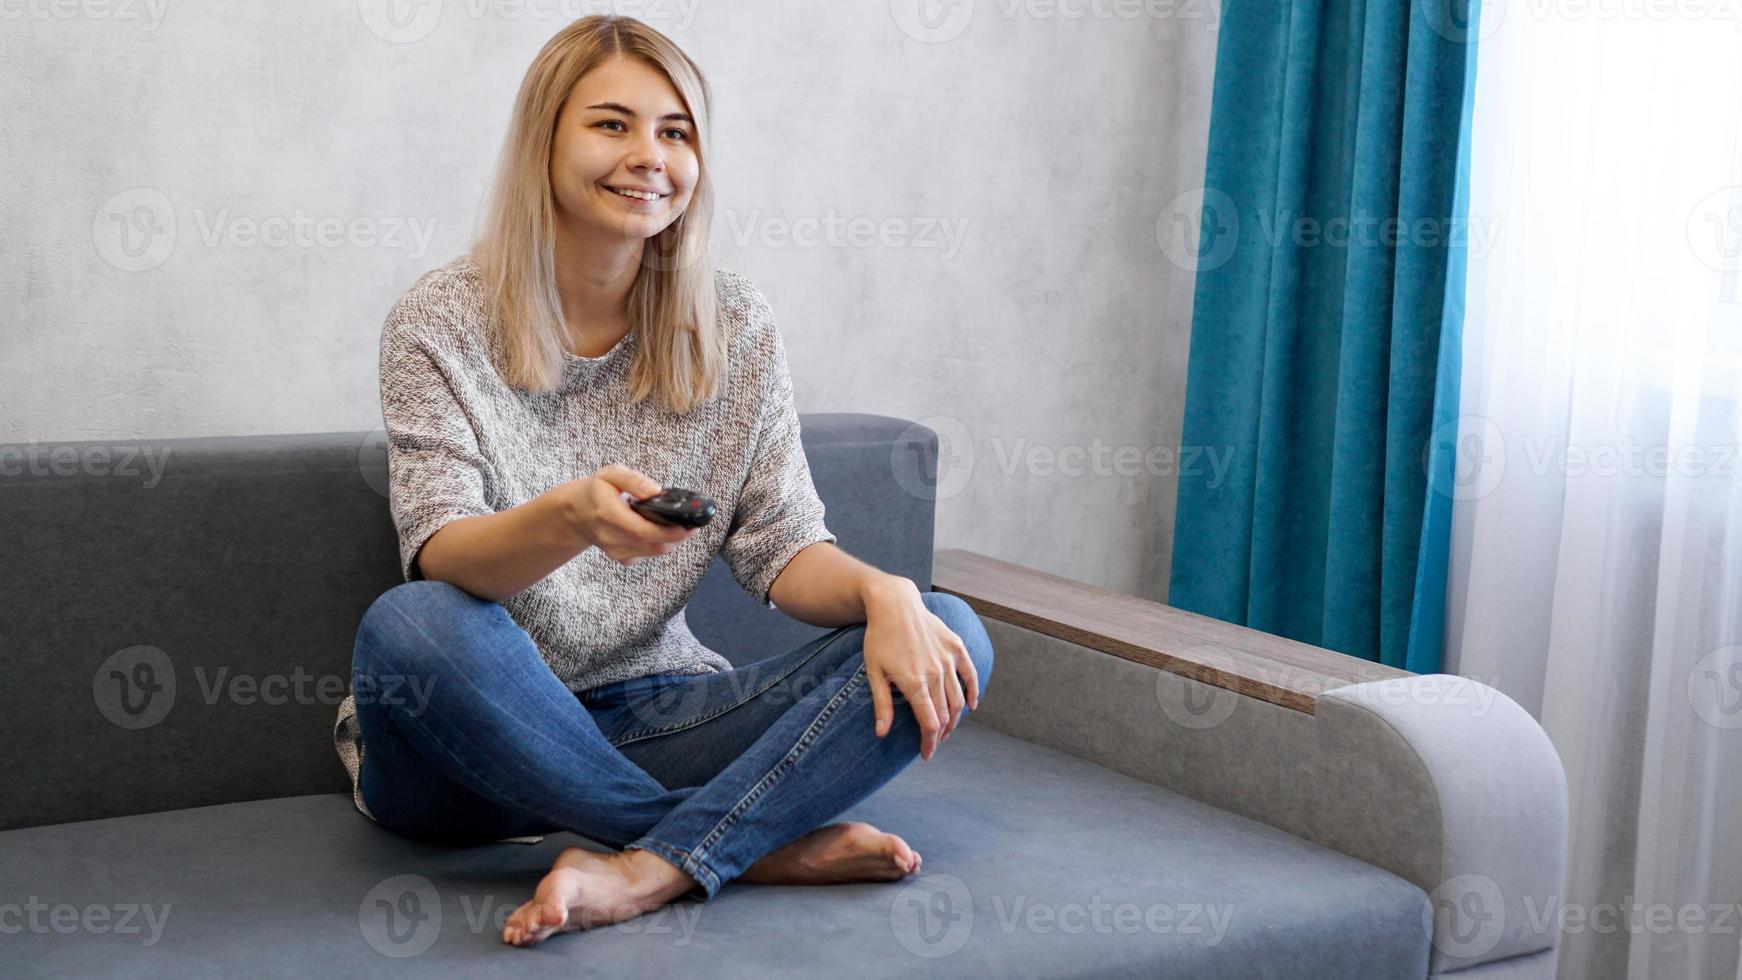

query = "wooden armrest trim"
931;549;1412;714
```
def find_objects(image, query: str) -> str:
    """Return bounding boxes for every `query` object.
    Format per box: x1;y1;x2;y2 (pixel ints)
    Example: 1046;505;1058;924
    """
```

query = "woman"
332;15;995;948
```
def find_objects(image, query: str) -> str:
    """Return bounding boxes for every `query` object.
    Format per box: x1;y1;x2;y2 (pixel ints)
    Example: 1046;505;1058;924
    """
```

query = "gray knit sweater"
333;255;835;823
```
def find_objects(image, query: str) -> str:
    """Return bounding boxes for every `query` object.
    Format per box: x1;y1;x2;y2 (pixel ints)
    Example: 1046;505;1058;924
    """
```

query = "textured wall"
1;0;1218;601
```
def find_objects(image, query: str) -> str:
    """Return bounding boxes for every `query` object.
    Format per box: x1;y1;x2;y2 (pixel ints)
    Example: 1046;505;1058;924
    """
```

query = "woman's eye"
594;120;687;142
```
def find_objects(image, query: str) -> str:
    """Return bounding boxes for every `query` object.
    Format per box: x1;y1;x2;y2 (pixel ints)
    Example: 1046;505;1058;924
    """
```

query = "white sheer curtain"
1445;8;1742;979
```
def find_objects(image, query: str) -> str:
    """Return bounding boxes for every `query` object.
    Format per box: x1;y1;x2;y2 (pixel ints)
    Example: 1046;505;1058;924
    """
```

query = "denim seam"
609;626;860;745
624;839;721;898
684;663;867;872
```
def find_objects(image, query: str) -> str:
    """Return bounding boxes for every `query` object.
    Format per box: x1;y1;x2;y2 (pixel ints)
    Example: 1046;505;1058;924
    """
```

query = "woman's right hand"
563;464;699;565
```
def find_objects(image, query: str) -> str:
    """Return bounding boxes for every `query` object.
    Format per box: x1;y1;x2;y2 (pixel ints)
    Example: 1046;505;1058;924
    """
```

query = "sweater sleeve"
720;293;837;610
379;318;495;582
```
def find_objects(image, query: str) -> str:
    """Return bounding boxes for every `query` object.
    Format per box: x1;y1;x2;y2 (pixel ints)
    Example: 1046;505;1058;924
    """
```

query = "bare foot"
501;846;696;947
738;821;922;885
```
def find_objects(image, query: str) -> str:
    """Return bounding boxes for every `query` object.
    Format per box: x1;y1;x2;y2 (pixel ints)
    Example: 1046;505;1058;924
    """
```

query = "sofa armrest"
1314;678;1568;975
935;549;1567;978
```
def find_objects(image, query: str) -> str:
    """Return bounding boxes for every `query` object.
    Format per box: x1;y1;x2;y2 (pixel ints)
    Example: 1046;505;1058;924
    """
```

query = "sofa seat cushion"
0;722;1430;977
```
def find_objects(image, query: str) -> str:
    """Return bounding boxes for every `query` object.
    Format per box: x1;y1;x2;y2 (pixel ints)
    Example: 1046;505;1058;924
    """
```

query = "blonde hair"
472;15;724;415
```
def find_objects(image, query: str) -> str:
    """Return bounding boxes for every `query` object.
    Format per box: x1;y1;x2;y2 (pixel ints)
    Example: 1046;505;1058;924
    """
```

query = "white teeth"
611;187;661;201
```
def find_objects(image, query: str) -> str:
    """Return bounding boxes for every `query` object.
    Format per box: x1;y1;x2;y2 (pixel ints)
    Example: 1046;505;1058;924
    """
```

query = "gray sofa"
0;414;1567;977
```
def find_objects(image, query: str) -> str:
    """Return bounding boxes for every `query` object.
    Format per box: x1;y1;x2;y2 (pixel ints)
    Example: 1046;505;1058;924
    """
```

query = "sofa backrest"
0;413;938;831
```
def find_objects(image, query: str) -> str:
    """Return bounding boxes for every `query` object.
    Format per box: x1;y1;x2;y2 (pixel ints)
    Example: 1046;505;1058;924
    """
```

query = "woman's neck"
553;222;643;356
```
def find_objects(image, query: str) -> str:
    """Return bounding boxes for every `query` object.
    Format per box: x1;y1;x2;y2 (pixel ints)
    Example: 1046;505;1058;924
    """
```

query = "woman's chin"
586;213;670;243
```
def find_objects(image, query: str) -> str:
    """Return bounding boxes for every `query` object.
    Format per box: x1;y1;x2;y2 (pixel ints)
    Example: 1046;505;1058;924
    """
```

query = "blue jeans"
350;580;995;901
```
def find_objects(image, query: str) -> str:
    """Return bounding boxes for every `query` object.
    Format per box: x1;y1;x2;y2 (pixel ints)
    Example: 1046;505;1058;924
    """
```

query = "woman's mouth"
605;184;667;205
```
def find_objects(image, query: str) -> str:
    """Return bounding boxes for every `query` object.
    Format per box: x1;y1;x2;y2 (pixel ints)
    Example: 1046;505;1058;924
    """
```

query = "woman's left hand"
860;578;980;761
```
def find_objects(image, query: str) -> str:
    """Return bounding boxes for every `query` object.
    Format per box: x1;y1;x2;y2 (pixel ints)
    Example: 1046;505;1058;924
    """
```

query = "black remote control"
629;487;717;529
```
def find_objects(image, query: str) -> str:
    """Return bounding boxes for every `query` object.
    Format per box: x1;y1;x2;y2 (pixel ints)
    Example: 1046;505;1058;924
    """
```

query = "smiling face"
549;54;699;248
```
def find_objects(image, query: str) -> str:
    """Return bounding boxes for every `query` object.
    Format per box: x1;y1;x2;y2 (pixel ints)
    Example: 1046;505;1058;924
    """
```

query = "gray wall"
1;1;1218;602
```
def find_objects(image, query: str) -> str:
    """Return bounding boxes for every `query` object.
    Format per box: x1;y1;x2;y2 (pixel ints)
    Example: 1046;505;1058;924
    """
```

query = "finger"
600;464;661;498
868;664;893;738
930;673;951;744
902;676;939;760
942;667;965;739
955;641;980;712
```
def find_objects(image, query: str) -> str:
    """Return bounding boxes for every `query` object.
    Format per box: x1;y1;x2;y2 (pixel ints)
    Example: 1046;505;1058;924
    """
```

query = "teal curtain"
1167;0;1481;672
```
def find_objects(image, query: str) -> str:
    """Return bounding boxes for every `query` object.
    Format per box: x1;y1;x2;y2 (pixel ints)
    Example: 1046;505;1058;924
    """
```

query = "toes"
885;833;915;861
534;900;566;934
504;899;564;946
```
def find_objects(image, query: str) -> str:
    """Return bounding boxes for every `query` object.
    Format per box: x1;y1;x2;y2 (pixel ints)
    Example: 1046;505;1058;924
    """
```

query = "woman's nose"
625;132;664;172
